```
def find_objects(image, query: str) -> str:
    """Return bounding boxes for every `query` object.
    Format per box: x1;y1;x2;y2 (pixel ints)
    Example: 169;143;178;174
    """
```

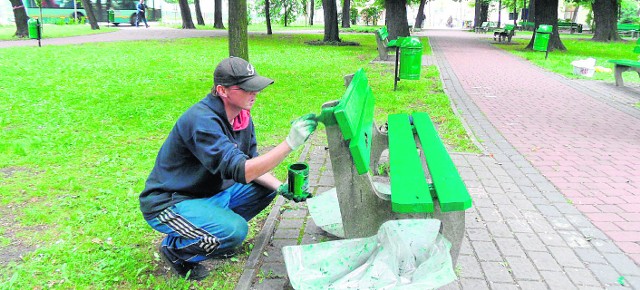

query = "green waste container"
108;9;115;23
399;37;423;80
27;18;40;39
533;24;552;52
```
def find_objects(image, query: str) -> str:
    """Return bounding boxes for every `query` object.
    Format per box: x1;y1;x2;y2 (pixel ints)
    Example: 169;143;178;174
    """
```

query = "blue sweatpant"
146;183;276;264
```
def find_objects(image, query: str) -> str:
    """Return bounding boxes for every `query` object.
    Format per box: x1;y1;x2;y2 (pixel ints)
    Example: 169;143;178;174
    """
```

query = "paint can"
287;162;310;200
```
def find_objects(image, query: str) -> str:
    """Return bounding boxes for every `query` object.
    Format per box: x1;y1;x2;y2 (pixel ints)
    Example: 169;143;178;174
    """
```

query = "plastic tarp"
282;219;456;289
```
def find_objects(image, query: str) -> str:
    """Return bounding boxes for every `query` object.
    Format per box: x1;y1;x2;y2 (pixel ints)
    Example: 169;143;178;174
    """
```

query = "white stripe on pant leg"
158;208;220;254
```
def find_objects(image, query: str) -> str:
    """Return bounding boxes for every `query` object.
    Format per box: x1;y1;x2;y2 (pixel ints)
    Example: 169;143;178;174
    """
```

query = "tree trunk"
178;0;196;29
195;0;205;25
284;2;288;26
96;0;103;21
322;0;340;42
214;0;224;28
526;0;566;51
310;0;315;25
385;0;410;39
592;0;621;41
414;0;427;28
10;0;29;37
265;0;272;34
341;0;350;28
229;0;249;59
474;0;488;28
571;5;579;23
497;0;502;28
80;0;100;29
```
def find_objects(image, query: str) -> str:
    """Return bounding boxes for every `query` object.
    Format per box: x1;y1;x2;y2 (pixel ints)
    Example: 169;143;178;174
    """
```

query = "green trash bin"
27;18;40;40
533;24;552;52
108;9;115;23
399;37;423;80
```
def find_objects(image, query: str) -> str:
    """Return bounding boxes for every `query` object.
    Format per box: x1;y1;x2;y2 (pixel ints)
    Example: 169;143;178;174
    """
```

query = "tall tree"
229;0;249;59
592;0;622;41
309;0;315;25
385;0;410;39
178;0;196;28
265;0;273;34
195;0;205;25
414;0;427;29
322;0;340;41
10;0;29;37
525;0;566;51
80;0;100;29
474;0;489;28
214;0;225;28
342;0;351;28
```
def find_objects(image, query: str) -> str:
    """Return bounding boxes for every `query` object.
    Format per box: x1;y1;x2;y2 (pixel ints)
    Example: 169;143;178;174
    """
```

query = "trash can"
399;37;423;80
108;9;115;23
27;18;40;40
533;24;552;52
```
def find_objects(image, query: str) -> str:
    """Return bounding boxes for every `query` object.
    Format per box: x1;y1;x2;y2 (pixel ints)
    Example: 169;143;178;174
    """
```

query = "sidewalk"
237;30;640;289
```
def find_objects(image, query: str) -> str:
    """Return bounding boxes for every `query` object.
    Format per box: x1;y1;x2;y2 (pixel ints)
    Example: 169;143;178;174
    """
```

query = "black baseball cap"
214;57;274;92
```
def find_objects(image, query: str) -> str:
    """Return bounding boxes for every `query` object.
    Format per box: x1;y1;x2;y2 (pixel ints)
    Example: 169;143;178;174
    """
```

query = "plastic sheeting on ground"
282;219;456;289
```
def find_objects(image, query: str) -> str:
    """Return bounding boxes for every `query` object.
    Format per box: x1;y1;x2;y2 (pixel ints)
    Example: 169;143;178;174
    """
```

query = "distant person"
136;0;149;28
139;57;317;280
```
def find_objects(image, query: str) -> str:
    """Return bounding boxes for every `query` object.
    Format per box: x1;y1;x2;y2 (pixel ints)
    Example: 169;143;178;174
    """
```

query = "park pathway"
428;29;640;265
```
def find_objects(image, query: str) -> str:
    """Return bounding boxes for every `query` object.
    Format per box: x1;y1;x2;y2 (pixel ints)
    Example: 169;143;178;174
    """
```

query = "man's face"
221;85;259;111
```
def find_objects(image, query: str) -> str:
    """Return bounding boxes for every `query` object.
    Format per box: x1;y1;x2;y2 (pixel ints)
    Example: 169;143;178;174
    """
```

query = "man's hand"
285;114;318;150
277;184;312;202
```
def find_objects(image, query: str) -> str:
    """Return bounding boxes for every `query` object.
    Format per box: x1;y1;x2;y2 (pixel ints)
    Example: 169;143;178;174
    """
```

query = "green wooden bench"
557;21;583;34
493;24;516;42
517;21;535;31
618;23;640;38
317;68;472;264
475;21;497;34
374;26;404;61
608;38;640;86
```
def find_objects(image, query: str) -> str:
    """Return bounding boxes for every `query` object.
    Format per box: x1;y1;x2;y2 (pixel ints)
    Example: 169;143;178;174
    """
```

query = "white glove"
286;114;318;150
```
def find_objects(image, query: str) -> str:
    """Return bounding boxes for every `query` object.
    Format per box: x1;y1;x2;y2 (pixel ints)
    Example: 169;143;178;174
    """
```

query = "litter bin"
399;37;423;80
108;9;115;23
27;18;40;40
533;24;552;52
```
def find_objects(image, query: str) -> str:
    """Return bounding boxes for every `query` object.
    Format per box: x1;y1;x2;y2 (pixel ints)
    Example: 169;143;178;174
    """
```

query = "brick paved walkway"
237;30;640;289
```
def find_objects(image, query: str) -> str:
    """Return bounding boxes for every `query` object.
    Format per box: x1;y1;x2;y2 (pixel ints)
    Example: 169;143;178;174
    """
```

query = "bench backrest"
377;26;390;41
332;68;375;175
504;24;515;31
618;23;640;31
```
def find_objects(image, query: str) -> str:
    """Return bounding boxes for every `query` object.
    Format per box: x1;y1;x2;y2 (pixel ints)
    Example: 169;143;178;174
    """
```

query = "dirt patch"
0;166;30;178
0;204;43;267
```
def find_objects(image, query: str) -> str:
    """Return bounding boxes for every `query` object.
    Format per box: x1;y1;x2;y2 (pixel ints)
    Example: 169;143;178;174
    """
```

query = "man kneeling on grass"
139;57;317;280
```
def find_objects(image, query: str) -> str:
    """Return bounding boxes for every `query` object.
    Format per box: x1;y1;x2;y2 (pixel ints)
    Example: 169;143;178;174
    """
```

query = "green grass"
0;32;475;288
494;32;639;83
0;24;118;40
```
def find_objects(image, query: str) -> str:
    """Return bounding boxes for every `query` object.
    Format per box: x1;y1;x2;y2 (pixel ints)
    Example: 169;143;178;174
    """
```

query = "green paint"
618;276;625;286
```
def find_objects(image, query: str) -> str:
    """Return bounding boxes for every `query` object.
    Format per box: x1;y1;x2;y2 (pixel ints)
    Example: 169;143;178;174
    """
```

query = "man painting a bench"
138;57;317;280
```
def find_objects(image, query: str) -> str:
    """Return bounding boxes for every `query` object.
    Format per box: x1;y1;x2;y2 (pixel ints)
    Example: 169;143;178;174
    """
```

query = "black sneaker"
159;247;210;280
211;247;243;259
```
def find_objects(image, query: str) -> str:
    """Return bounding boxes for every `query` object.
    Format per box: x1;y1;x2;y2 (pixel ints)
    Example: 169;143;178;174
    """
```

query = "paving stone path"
237;30;640;289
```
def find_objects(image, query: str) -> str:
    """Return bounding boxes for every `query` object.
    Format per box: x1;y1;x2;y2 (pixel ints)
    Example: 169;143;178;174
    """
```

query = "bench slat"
334;69;368;140
388;113;434;213
334;69;374;174
413;112;472;212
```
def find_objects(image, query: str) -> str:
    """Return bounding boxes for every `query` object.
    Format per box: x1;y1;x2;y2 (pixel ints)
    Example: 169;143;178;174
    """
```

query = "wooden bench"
493;24;516;42
608;38;640;87
557;21;583;34
317;68;473;264
374;26;404;61
618;23;640;38
517;21;535;31
475;21;497;34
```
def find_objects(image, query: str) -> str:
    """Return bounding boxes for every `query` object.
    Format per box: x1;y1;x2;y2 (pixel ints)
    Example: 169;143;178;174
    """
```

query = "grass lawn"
0;24;118;41
0;32;475;288
494;31;640;84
